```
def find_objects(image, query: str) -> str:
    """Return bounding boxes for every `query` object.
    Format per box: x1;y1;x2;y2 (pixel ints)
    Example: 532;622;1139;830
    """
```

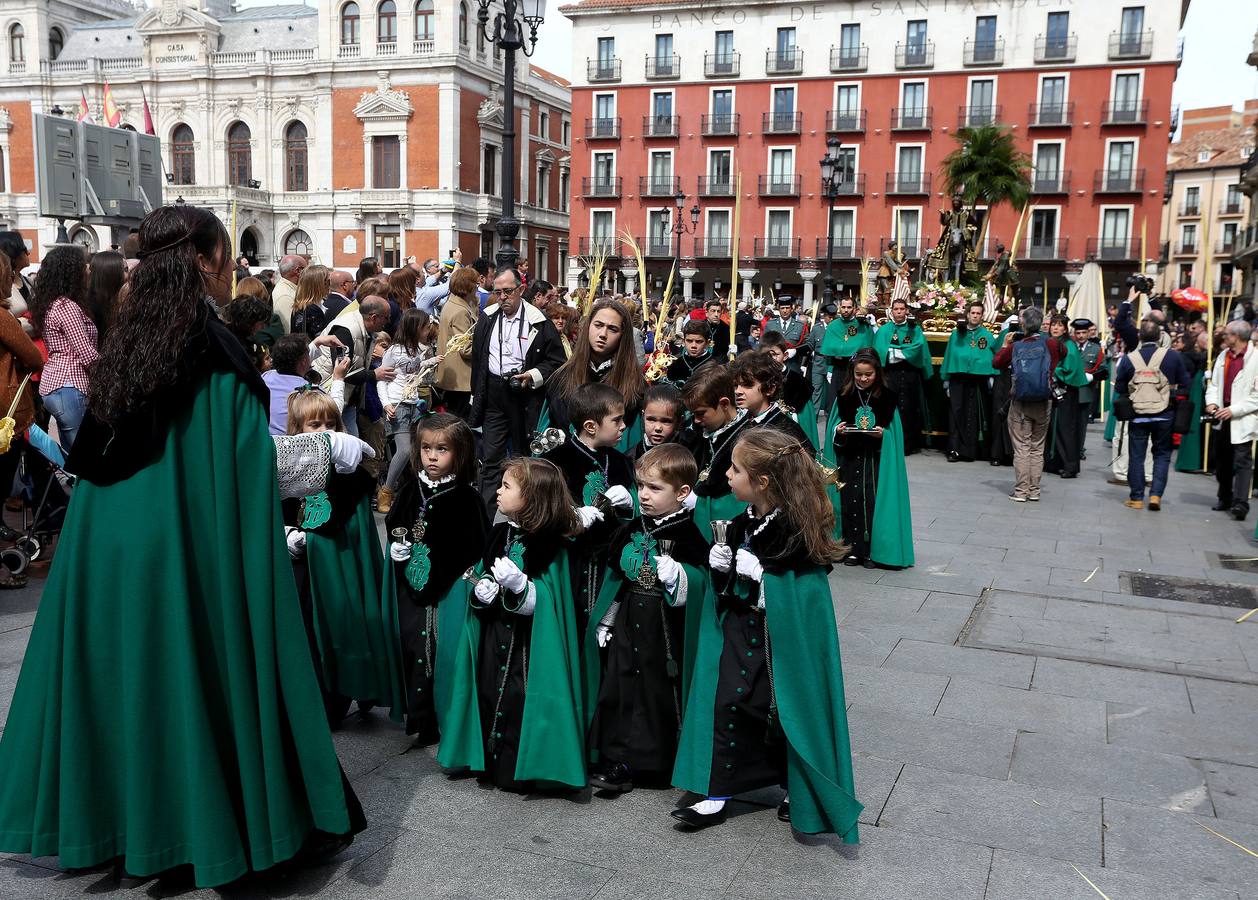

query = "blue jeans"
1127;417;1173;500
42;386;88;451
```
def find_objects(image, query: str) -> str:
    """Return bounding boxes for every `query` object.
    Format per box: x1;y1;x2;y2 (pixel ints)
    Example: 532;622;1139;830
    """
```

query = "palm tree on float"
939;124;1032;217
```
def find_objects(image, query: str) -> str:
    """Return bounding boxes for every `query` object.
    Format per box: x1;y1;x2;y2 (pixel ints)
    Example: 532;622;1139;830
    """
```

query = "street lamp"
671;189;700;296
819;136;844;308
478;0;547;273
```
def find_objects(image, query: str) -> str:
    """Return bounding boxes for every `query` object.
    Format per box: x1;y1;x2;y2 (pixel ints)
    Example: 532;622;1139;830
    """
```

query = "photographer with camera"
469;267;566;510
1204;320;1258;521
416;257;454;317
992;306;1064;502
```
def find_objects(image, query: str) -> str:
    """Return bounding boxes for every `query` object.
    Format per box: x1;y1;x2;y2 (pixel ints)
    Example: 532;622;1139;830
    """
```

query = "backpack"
1010;338;1052;401
1126;347;1170;415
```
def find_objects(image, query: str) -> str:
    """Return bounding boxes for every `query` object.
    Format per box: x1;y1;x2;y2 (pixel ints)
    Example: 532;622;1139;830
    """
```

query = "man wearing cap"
1072;318;1108;460
804;303;835;407
762;294;809;374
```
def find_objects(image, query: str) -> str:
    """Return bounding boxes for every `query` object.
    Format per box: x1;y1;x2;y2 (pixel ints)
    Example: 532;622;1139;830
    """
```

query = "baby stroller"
0;424;71;576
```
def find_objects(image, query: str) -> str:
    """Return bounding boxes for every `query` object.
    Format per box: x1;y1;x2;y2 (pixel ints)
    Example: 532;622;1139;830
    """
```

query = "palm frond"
940;124;1032;212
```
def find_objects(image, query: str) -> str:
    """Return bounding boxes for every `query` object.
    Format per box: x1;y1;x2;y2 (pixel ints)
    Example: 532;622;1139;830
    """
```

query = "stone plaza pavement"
3;428;1258;898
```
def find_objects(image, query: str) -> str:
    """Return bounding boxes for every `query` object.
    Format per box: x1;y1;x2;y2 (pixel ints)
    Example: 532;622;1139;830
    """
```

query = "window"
1226;184;1243;210
654;34;675;75
559;170;569;211
591;210;615;249
1046;11;1070;47
536;243;549;280
561;119;570;145
833;146;857;189
1181;223;1197;251
536;164;549;208
538;111;549;138
713;30;734;71
1178;263;1193;288
709;149;732;186
594;93;615;124
707;210;731;254
340;2;360;45
597;36;615;66
648;209;672;255
593;152;615;183
48;27;63;61
1106;141;1134;187
477;21;485;55
711;89;734;131
836;85;858;117
8;24;22;63
973;15;997;61
1221;221;1238;248
771;86;795;129
372;135;400;188
377;0;396;43
374;225;400;268
1034;144;1061;190
1113;73;1140;117
968;79;994;124
1184;185;1200;212
839;23;861;62
227;121;252;186
649;150;673;192
1029;209;1058;257
1196;150;1211;163
895;209;920;252
1101;208;1131;256
776;27;796;55
769;148;793;181
767;210;792;252
905;20;928;62
285;229;313;258
415;0;433;41
896;146;923;191
1039;76;1066;122
171;124;195;185
830;209;855;254
483;144;497;194
284;121;308;191
459;2;468;45
1119;6;1145;43
900;82;925;126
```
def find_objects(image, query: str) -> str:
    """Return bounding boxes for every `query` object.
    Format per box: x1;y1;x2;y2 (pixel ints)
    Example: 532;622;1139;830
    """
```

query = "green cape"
797;398;820;450
821;404;916;568
940;327;997;378
873;322;934;378
1054;339;1090;388
0;371;356;887
671;568;862;840
1175;369;1205;473
435;551;587;788
1103;378;1118;441
819;317;874;358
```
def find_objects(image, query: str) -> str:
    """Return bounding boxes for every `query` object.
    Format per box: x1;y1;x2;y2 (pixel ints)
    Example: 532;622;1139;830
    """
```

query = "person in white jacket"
1204;320;1258;520
377;308;442;512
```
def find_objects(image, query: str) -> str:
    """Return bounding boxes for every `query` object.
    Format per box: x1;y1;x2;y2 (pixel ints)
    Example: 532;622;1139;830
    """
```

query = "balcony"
638;236;674;258
1109;30;1153;60
829;45;868;72
820;174;866;197
1030;171;1071;195
1102;100;1149;126
579;237;620;256
645;54;681;79
1034;33;1077;63
1094;169;1146;193
766;48;803;75
762;111;802;134
639;175;681;197
890;107;932;130
642;115;679;138
885;171;932;195
895;41;935;69
754;238;802;259
704;51;740;78
697;176;735;197
758;174;802;197
963;38;1005;66
1218;237;1239;254
701;113;740;136
1220;200;1245;216
1086;237;1138;260
825;109;866;133
581;177;621;199
815;236;865;259
1028;102;1074;127
1025;238;1069;260
1174;241;1197;256
1178;201;1201;217
587;58;621;82
584;117;621;140
695;237;735;257
959;104;1002;128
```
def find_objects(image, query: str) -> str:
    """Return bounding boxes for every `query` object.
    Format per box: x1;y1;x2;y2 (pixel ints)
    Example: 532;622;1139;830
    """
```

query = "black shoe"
671;805;727;829
1213;501;1233;512
990;459;1002;467
843;556;861;567
589;762;634;793
777;800;791;823
1232;504;1249;521
862;559;877;569
1059;472;1077;479
0;524;17;542
947;451;960;462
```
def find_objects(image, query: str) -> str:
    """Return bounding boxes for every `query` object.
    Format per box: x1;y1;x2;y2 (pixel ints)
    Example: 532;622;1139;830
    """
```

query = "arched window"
69;226;97;254
377;0;396;44
171;124;195;185
414;0;433;41
9;24;24;63
458;2;468;46
240;228;259;264
284;121;308;192
284;229;313;258
477;22;485;54
48;26;62;60
340;2;360;45
227;121;252;186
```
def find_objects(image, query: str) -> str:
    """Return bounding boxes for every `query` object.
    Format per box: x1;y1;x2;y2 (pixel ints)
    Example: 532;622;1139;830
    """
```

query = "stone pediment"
354;73;413;122
535;147;556;164
137;0;220;36
477;93;504;130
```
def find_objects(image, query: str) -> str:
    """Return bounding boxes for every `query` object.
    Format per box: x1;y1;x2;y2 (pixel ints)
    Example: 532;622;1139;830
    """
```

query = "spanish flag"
102;81;121;127
76;89;94;124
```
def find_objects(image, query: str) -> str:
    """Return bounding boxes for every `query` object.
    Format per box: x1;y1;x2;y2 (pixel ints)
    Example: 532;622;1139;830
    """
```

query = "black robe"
782;368;812;416
384;472;489;740
947;374;989;460
832;388;899;561
883;362;926;454
665;351;716;388
692;413;755;502
590;511;709;774
989;366;1014;465
749;405;815;453
545;364;643;439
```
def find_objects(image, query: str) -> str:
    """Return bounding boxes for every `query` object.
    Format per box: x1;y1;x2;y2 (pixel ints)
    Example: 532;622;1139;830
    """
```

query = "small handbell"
710;519;732;546
529;427;566;456
814;460;845;490
657;539;675;557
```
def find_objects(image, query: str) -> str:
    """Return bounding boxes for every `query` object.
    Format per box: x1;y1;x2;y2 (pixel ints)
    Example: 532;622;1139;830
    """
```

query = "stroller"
1;423;71;576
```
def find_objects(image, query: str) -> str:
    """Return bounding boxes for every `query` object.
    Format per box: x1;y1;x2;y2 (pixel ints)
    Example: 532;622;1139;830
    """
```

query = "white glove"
683;491;698;510
491;556;529;596
942;381;950;397
1055;297;1067;311
389;541;411;562
654;555;681;593
327;432;376;474
736;548;764;582
473;577;499;605
596;624;613;648
603;484;633;510
1085;373;1094;383
576;505;605;529
709;543;733;572
285;526;306;559
785;348;797;359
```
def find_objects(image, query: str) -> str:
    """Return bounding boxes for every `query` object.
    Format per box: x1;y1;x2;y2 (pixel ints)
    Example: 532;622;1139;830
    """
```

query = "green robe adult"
1045;337;1089;476
672;509;862;840
819;314;874;408
940;324;996;460
873;319;934;453
0;311;365;887
989;327;1016;464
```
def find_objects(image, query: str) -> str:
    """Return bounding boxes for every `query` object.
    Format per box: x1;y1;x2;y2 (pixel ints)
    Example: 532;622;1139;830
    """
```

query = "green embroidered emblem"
507;538;525;569
299;491;331;529
854;405;876;431
619;531;658;581
406;542;432;591
582;469;608;505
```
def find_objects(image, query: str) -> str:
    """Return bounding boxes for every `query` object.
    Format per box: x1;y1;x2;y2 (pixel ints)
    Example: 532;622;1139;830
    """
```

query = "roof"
560;0;694;12
529;64;571;88
1168;126;1257;172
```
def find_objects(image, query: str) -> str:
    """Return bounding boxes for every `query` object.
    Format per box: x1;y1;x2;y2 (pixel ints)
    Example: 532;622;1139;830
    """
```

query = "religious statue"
984;241;1019;302
876;241;910;302
925;195;980;283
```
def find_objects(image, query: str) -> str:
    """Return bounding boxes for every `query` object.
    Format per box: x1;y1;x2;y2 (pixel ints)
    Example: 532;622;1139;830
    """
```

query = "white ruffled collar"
418;470;458;488
647;507;689;527
748;506;781;536
705;408;747;440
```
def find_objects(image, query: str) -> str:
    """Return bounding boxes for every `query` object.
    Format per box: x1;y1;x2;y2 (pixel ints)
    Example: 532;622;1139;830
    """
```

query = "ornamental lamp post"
819;136;843;308
478;0;546;274
671;189;699;297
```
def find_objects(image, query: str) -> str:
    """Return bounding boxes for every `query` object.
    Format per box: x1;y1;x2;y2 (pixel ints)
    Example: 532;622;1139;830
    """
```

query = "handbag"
1112;393;1135;422
0;373;31;454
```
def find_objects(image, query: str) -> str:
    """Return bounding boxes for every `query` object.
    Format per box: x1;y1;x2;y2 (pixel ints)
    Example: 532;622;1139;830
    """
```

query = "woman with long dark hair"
0;204;370;886
86;249;125;341
541;297;646;452
0;230;33;325
29;245;93;449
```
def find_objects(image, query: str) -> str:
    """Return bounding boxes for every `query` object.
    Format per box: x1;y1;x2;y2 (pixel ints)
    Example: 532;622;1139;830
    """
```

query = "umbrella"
1171;287;1208;312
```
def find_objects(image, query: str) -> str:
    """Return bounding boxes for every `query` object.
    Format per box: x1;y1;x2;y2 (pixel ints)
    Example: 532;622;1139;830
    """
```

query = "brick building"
0;0;572;279
561;0;1184;308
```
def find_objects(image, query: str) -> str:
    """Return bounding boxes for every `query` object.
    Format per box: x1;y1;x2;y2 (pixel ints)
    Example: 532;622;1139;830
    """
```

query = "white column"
798;270;818;307
680;267;698;301
739;268;758;302
620;267;637;296
439;82;460;190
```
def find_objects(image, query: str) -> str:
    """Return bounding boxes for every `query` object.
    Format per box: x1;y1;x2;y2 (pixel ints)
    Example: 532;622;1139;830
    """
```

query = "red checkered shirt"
38;296;99;397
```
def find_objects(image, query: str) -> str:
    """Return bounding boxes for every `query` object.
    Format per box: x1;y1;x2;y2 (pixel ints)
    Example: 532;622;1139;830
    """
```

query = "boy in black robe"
758;331;813;414
665;319;718;388
681;362;755;540
730;349;815;452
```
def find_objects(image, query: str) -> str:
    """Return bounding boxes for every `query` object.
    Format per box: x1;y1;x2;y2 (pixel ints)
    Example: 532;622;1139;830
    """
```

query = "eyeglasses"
490;287;519;297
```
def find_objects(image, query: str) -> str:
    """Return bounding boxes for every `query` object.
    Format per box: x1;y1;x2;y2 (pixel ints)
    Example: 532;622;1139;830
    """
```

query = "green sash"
1174;369;1205;473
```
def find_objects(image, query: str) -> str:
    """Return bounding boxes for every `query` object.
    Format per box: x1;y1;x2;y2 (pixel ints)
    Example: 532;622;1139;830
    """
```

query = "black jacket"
469;300;566;430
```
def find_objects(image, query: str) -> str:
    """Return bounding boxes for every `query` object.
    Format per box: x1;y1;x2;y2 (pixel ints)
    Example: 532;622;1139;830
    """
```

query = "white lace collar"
590;357;614;375
648;507;689;528
418;470;458;488
705;408;747;440
748;506;781;536
752;406;780;424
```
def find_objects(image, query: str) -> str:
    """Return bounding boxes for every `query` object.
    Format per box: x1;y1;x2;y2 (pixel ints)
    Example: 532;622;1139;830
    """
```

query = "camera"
1126;274;1155;295
502;369;529;392
330;345;345;365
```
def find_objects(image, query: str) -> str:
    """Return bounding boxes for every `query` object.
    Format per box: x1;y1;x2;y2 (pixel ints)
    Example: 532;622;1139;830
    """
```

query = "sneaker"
1028;494;1040;502
1148;495;1161;511
1123;499;1144;510
1009;494;1028;503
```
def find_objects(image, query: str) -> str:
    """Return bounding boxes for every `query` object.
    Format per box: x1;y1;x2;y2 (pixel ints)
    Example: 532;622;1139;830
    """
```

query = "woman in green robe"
1174;361;1206;473
0;206;369;887
1044;315;1090;478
